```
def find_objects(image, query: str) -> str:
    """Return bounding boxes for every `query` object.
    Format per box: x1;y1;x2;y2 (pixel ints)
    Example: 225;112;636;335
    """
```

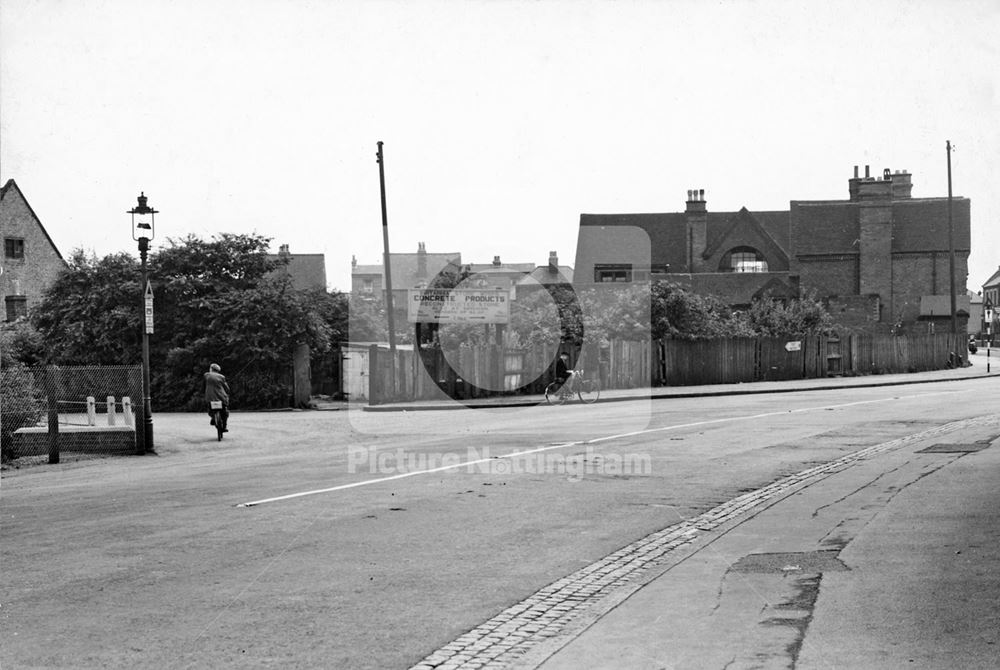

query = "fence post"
86;396;96;426
123;397;134;426
107;396;117;426
368;344;380;406
45;366;59;465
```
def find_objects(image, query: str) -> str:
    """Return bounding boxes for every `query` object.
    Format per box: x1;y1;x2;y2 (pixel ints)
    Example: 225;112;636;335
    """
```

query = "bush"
1;364;44;461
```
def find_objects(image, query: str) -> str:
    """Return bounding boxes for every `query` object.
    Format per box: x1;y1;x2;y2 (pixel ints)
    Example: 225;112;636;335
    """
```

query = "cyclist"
204;363;230;433
555;352;576;394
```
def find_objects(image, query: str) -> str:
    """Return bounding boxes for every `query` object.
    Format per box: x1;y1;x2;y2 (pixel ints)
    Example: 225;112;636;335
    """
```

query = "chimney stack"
548;251;558;271
685;188;706;213
416;241;427;278
493;255;501;266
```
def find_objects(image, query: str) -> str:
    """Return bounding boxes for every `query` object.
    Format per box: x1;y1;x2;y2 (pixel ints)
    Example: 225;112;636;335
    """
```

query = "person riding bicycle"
204;363;230;433
555;352;577;393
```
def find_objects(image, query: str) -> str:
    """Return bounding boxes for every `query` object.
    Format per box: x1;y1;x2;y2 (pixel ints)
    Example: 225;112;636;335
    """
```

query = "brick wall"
0;182;66;320
858;202;892;313
797;257;857;297
826;295;883;331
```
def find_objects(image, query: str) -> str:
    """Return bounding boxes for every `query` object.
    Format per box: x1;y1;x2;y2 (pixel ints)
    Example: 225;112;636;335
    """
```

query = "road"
1;377;997;669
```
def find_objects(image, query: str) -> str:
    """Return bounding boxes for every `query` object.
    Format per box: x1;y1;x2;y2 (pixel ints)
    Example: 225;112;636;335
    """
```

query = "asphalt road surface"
2;378;996;669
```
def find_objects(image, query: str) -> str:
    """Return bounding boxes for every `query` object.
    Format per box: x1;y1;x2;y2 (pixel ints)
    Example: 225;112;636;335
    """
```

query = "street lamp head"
129;191;158;242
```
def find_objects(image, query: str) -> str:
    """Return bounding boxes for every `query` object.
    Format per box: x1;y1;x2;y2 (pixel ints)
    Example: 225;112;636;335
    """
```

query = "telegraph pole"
946;140;957;336
376;141;397;353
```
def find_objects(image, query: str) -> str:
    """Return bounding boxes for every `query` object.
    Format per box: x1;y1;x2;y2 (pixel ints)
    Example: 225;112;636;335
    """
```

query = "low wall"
12;426;137;457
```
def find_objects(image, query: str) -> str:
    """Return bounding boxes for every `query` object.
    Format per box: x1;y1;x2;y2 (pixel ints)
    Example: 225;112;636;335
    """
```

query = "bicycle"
544;370;600;405
209;400;226;441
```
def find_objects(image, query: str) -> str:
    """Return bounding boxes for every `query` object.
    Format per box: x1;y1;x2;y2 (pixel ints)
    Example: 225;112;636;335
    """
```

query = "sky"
2;0;998;293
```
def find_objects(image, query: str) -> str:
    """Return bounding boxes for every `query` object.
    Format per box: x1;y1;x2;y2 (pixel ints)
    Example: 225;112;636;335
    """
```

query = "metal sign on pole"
144;280;154;334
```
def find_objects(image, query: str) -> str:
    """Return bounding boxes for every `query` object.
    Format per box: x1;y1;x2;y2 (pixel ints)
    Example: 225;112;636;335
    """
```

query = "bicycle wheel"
544;381;567;405
577;379;600;404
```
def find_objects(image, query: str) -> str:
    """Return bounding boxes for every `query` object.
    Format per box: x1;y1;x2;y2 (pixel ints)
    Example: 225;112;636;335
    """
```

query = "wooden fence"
364;332;969;404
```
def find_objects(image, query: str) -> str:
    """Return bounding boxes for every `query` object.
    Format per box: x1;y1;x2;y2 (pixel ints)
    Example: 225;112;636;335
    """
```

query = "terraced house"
0;179;66;322
574;165;971;333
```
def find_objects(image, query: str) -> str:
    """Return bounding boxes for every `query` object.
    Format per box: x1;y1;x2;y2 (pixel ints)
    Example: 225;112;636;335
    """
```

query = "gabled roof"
703;207;790;266
0;179;65;261
791;201;859;255
983;266;1000;290
268;253;327;290
580;212;690;269
580;209;790;270
520;264;574;285
791;197;972;256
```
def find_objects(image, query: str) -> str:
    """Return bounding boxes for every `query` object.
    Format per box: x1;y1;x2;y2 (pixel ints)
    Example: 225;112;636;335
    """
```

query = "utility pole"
376;141;397;353
946;140;957;336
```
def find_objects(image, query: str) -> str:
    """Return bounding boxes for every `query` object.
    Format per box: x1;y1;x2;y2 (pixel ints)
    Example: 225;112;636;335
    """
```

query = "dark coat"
204;371;230;404
555;357;571;381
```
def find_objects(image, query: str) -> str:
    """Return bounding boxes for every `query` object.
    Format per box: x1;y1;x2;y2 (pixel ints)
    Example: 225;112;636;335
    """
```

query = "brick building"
0;180;66;322
351;244;573;300
267;243;327;290
351;242;462;300
573;166;971;333
981;267;1000;342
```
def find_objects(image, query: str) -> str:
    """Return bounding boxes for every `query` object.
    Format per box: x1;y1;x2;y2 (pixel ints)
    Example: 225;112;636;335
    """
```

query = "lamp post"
129;192;157;453
946;140;956;336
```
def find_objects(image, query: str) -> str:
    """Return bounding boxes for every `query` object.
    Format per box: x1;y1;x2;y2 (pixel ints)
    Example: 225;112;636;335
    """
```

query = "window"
362;279;374;294
5;296;27;322
4;238;25;259
721;247;768;273
594;264;632;283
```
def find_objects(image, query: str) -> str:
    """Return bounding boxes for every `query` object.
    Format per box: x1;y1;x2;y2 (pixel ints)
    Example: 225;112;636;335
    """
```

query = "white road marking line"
236;391;958;507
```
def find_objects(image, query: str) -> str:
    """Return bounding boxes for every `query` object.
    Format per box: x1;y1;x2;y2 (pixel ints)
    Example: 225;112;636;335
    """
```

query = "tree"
649;282;738;340
507;288;562;348
31;234;342;410
0;320;46;367
347;294;388;343
31;250;143;364
0;362;44;462
735;291;834;337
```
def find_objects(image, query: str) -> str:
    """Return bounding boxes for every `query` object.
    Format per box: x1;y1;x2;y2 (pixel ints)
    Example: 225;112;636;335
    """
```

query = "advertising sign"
407;288;510;324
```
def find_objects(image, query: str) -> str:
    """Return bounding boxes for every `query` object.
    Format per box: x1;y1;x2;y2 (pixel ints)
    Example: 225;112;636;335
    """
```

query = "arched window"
721;247;768;273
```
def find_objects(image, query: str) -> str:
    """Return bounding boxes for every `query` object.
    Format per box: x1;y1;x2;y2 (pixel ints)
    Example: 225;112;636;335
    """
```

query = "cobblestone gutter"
409;415;1000;670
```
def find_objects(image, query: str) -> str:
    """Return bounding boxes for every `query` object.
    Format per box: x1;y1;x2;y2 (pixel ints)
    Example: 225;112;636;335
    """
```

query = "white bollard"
107;396;116;426
122;397;133;427
87;396;96;426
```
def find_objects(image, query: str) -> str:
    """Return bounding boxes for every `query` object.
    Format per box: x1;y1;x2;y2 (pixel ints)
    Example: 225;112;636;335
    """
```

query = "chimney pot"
853;165;859;179
698;189;705;201
865;165;870;179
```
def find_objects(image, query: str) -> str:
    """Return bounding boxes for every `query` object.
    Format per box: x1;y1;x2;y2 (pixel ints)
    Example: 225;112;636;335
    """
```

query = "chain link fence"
1;365;142;464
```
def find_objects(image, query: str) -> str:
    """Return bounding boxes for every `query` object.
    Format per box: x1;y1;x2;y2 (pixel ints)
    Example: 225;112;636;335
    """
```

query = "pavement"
403;351;1000;670
527;411;1000;670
